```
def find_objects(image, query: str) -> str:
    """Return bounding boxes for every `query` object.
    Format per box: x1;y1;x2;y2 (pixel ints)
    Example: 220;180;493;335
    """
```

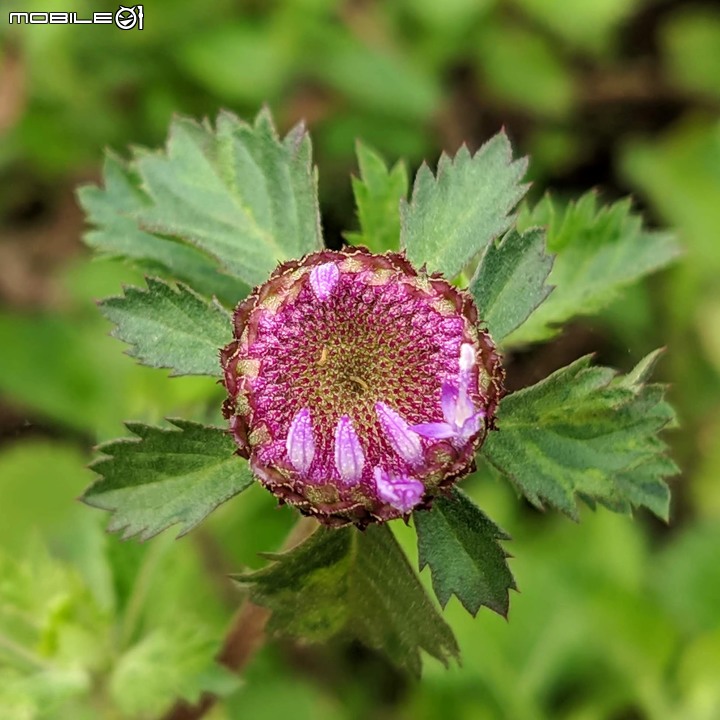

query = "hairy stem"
160;516;317;720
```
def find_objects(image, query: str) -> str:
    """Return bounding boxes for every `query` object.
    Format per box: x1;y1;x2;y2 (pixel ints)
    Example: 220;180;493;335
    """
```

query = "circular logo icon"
115;6;138;30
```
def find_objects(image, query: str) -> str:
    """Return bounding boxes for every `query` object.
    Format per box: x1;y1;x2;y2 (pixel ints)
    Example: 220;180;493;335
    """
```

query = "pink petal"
459;343;476;373
286;407;315;473
334;415;365;485
412;422;456;439
310;262;340;301
375;401;423;466
373;466;424;514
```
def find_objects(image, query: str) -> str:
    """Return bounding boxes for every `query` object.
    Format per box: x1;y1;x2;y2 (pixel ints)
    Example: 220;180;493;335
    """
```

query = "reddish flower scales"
221;248;504;527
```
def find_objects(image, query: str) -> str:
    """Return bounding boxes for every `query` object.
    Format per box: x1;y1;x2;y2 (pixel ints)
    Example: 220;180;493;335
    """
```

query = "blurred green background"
1;0;719;718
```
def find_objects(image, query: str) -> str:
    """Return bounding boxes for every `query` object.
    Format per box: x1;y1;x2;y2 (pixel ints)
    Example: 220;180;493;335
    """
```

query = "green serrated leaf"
470;227;554;343
236;524;459;676
99;278;231;377
344;142;408;253
508;192;682;345
132;109;323;287
83;420;253;541
481;352;678;520
401;133;528;278
78;153;250;308
414;489;516;617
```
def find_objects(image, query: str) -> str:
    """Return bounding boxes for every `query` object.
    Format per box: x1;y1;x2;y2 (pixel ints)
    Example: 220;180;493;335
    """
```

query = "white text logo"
8;5;144;30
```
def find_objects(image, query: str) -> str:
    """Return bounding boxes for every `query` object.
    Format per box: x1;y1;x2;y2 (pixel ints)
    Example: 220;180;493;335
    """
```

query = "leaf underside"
507;192;682;346
236;524;460;677
99;277;231;377
414;488;516;617
78;108;324;296
401;132;529;279
83;419;253;541
481;350;678;520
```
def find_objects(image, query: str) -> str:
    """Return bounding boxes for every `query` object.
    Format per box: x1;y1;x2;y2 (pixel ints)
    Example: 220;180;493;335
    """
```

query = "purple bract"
221;248;504;527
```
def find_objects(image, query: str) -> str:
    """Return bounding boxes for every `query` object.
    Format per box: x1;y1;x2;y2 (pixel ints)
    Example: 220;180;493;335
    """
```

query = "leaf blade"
99;278;231;377
344;142;408;253
481;353;678;520
470;227;554;343
135;110;323;287
83;420;253;540
401;134;528;278
237;524;459;676
507;193;682;345
414;489;516;617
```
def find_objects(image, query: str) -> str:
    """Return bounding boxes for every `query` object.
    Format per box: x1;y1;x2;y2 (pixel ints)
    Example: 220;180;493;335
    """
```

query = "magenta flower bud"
220;248;504;527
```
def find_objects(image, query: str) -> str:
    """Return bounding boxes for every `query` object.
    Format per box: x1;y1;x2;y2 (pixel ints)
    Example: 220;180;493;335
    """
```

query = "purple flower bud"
221;248;504;527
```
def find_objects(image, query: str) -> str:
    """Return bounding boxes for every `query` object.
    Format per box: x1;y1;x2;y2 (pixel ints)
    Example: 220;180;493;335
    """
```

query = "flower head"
221;248;504;527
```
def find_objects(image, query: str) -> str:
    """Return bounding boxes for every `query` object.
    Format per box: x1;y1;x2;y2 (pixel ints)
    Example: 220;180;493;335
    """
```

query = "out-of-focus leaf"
237;524;459;676
313;31;440;120
99;277;230;377
414;489;515;617
178;23;293;103
83;420;253;540
476;22;574;118
344;142;408;253
482;351;677;519
661;8;720;100
110;625;240;717
401;133;528;278
513;0;641;54
652;522;720;635
470;227;554;343
508;192;681;345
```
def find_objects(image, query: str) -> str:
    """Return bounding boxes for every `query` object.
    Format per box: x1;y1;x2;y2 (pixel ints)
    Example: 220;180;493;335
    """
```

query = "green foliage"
509;193;682;345
237;524;459;676
133;109;322;286
78;154;251;308
482;352;677;520
99;277;231;377
414;489;516;617
83;420;253;540
109;625;240;716
401;134;529;278
470;227;554;343
81;109;323;291
344;143;408;253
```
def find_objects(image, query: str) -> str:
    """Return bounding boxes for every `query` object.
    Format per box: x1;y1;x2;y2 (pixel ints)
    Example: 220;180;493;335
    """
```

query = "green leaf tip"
84;419;254;541
99;277;231;377
401;132;529;279
345;142;409;254
481;352;678;521
414;488;516;618
236;524;460;676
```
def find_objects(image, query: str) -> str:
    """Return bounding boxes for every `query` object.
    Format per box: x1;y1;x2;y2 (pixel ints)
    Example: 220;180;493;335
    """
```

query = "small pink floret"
375;401;423;466
286;407;315;474
334;415;365;485
373;467;424;514
310;262;340;301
